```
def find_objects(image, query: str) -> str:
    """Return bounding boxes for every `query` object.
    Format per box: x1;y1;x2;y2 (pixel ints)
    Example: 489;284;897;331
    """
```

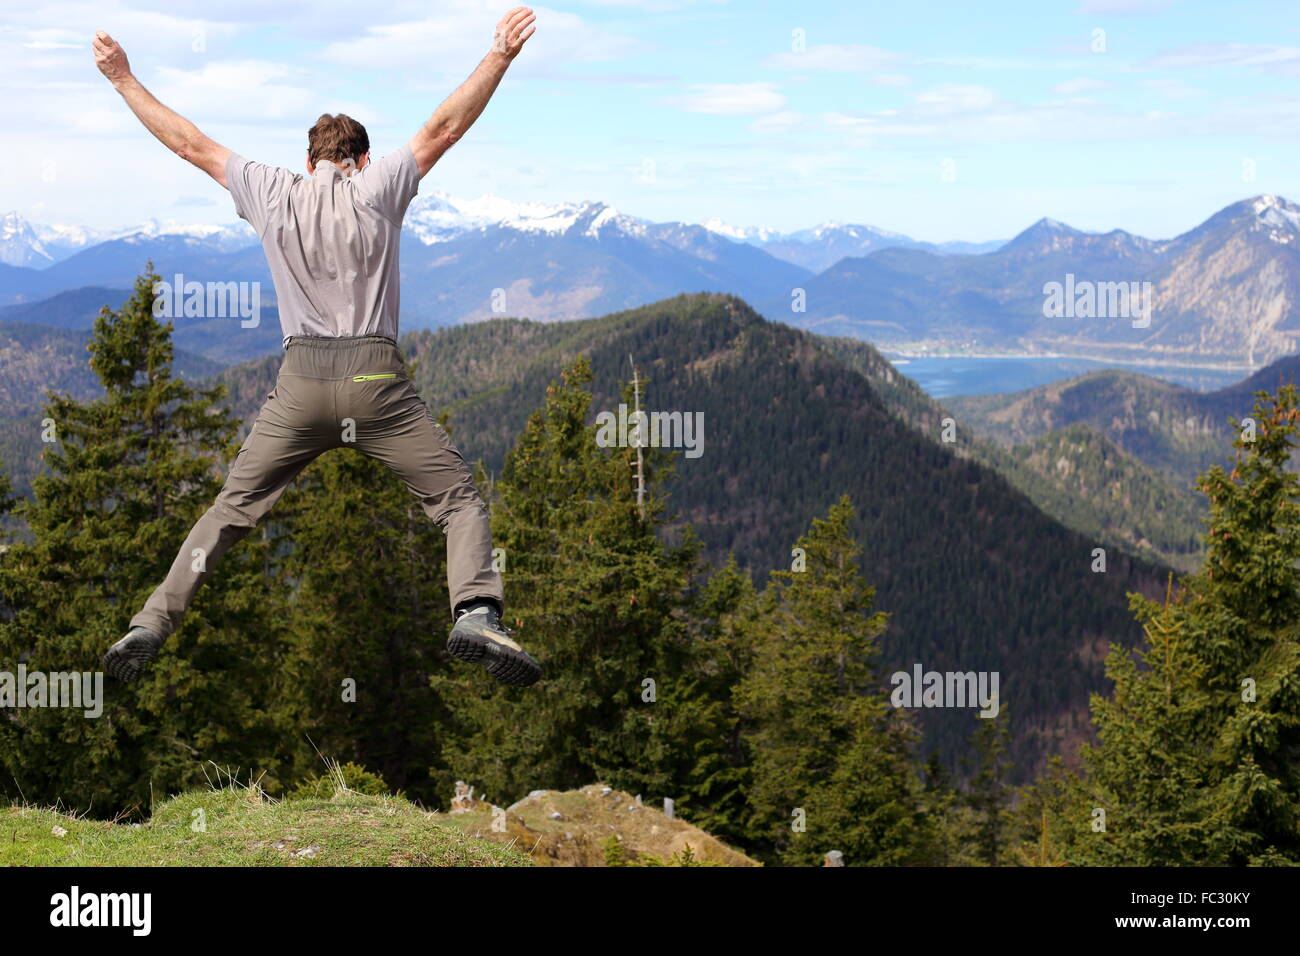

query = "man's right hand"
492;6;537;60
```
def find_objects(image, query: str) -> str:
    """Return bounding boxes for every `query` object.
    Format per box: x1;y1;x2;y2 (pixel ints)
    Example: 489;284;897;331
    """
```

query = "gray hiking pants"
131;334;503;638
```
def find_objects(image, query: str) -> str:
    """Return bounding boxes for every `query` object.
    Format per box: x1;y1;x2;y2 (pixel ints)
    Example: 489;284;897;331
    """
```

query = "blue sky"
5;0;1300;242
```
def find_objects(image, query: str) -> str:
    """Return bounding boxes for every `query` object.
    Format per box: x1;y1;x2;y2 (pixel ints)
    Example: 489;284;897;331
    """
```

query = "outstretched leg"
106;381;329;681
349;375;539;686
349;377;504;616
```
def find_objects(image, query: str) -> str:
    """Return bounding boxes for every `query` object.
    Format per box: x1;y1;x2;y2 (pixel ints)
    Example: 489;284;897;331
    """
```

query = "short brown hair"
307;113;370;166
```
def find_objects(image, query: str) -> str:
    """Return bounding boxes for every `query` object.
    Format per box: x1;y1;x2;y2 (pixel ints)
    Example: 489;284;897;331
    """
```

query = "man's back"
225;145;420;344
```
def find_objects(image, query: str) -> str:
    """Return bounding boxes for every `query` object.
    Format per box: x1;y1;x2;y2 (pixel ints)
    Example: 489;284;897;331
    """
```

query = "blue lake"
889;356;1252;399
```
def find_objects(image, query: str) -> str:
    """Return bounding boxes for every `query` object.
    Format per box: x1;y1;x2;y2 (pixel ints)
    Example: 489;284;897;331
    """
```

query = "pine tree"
1005;756;1075;866
1056;386;1300;865
0;267;293;813
918;751;962;865
0;465;13;520
919;720;1013;868
274;441;453;803
735;495;935;866
0;465;14;624
962;710;1012;866
430;357;709;806
670;554;759;848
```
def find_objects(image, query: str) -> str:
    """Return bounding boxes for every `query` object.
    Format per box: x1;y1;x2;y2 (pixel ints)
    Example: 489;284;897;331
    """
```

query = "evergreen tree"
0;465;13;520
0;268;293;813
918;751;961;865
430;358;709;806
1007;757;1073;867
670;554;759;848
734;495;935;866
918;719;1012;868
1054;386;1300;865
962;711;1012;866
275;442;453;803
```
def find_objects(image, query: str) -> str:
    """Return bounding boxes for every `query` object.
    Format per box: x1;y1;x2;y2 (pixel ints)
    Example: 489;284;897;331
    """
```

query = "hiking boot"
447;603;541;687
103;626;164;683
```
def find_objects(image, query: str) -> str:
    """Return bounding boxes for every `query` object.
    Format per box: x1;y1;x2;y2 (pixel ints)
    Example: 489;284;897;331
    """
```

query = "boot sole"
103;634;161;683
447;631;542;687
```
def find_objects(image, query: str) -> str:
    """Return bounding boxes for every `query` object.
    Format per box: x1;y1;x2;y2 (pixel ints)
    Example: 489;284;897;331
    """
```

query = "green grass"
1;786;533;867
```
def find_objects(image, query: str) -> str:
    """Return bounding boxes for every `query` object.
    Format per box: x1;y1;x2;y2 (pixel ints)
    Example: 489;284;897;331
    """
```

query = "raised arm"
93;31;233;188
408;6;537;178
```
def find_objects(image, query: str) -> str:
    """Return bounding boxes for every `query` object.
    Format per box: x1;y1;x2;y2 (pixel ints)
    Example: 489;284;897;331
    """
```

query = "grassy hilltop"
2;785;530;867
2;780;756;867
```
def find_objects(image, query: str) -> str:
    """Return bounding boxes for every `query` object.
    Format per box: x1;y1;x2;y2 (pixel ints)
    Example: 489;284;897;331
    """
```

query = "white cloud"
762;44;905;73
318;3;638;75
662;82;786;115
151;60;359;123
912;84;998;115
14;0;519;43
915;55;1065;70
0;6;242;75
23;29;86;51
1052;77;1114;95
819;111;939;139
1138;77;1206;98
812;89;1300;150
747;110;807;134
1145;42;1300;71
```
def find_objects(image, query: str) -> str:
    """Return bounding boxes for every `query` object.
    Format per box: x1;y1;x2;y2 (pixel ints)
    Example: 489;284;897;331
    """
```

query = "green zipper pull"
352;373;398;382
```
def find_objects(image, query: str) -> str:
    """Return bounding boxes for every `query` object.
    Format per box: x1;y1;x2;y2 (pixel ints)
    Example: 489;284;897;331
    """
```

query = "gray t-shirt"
226;145;420;345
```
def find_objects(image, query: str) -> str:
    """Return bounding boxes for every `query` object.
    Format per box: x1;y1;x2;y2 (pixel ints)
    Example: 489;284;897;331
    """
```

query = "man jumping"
94;8;541;687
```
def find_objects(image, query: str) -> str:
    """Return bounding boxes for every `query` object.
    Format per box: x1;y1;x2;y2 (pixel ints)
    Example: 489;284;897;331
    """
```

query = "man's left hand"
93;31;132;86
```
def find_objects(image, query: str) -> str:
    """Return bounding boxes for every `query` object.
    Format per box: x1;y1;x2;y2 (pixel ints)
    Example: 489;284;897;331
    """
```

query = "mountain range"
0;211;257;268
0;197;987;317
0;194;992;361
948;355;1300;483
772;195;1300;366
5;193;1300;367
698;218;1003;271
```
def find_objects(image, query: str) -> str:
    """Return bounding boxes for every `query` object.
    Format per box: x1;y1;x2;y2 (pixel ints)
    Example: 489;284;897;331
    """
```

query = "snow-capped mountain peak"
696;218;783;243
696;217;914;250
2;213;257;267
789;221;912;244
404;191;649;243
33;221;105;249
107;218;256;251
1;211;54;267
1248;194;1300;244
